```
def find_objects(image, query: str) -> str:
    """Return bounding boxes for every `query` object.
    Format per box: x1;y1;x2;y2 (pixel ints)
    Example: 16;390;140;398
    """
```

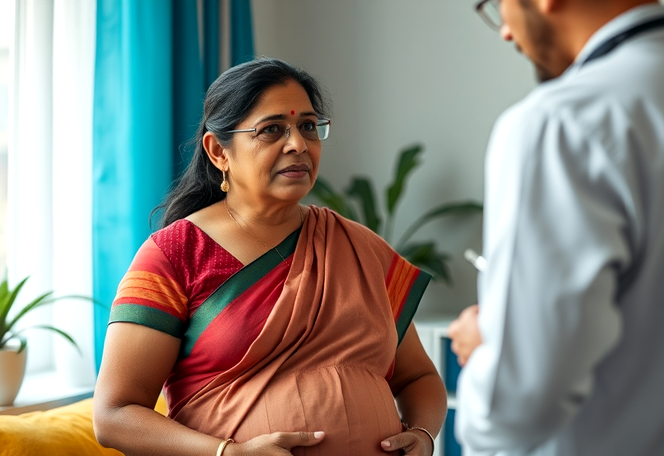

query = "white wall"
252;0;536;316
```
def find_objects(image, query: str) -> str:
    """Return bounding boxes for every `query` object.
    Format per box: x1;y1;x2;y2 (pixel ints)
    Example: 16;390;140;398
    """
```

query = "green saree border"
396;270;432;345
181;227;301;357
110;304;186;337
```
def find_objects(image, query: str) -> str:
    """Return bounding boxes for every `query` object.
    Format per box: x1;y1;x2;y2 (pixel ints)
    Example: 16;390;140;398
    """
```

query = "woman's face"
221;80;322;207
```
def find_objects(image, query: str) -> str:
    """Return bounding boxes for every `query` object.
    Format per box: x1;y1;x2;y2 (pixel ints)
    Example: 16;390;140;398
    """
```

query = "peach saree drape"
173;206;431;455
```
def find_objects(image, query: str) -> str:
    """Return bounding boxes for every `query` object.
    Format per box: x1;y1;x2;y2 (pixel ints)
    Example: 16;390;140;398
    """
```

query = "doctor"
448;0;664;455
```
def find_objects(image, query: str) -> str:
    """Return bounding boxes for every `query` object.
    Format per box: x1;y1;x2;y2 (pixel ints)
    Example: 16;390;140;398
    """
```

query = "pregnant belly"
232;365;403;456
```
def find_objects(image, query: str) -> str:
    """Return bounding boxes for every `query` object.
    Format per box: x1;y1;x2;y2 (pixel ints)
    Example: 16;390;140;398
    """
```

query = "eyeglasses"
225;119;331;143
475;0;502;30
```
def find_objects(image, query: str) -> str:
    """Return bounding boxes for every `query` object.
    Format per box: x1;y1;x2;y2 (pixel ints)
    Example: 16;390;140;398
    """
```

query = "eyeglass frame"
475;0;502;31
225;118;331;142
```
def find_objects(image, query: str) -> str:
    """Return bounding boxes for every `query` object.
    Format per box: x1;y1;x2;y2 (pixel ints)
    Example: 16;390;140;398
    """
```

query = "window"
5;0;96;389
0;0;11;277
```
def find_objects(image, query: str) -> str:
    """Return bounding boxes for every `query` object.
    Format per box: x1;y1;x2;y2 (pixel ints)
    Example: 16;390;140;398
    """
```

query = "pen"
464;249;486;272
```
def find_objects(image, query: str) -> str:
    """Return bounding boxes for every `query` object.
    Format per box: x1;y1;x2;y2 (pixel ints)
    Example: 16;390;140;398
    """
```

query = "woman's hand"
380;429;433;456
226;431;325;455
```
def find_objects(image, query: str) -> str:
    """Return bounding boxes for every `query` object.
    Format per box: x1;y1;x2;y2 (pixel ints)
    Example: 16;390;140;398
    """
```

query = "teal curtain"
231;0;255;66
93;0;254;371
171;0;220;176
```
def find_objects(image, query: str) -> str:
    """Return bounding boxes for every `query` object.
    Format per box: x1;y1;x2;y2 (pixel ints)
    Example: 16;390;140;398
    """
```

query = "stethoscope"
582;15;664;66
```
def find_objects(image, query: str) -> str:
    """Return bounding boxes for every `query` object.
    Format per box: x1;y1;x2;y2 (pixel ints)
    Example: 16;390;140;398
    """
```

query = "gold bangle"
406;426;435;456
215;438;234;456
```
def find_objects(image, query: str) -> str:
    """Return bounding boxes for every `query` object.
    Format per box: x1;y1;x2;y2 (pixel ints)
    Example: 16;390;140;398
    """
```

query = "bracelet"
406;426;435;456
215;438;234;456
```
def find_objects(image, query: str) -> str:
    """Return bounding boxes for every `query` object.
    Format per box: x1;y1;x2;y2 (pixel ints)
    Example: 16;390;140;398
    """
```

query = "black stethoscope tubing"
582;16;664;66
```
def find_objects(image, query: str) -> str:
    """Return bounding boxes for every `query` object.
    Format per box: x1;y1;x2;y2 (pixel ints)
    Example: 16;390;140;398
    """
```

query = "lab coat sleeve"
455;100;628;453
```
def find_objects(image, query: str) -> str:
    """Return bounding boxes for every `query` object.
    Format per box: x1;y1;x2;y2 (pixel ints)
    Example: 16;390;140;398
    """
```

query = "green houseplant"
0;275;89;406
310;143;483;283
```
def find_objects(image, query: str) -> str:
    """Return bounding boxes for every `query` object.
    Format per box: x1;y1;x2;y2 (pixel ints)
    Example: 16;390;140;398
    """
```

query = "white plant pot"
0;343;28;406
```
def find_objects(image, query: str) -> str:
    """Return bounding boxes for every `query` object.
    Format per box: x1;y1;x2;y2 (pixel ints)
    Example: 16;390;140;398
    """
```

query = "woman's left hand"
380;429;433;456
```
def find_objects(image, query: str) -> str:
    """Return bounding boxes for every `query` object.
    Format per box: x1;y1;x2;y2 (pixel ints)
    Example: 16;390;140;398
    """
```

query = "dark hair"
153;57;331;228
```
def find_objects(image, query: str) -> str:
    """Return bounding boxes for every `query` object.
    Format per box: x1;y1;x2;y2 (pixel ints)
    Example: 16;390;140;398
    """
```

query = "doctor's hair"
151;57;331;229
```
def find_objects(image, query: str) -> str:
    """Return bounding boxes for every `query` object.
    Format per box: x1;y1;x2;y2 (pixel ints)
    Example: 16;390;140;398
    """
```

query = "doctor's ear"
203;131;230;171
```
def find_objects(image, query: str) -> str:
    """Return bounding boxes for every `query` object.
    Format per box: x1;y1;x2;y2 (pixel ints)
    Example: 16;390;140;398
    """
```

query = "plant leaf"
398;241;453;284
17;336;27;354
385;144;423;215
0;274;102;351
346;177;382;234
0;276;30;343
4;294;95;337
3;291;54;336
0;277;8;305
0;335;28;353
396;200;483;250
310;178;358;221
13;325;81;355
0;276;29;325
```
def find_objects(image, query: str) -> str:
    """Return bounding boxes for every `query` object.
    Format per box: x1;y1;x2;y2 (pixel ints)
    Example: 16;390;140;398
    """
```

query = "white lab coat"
456;4;664;456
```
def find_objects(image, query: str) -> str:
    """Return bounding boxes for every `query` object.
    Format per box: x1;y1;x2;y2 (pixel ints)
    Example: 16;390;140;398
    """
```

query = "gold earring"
220;171;230;192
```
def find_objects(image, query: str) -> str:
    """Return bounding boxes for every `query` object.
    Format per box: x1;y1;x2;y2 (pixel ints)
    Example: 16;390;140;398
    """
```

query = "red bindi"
291;110;295;115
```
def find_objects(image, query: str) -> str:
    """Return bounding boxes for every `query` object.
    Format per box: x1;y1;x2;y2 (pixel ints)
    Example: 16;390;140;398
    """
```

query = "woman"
93;58;446;456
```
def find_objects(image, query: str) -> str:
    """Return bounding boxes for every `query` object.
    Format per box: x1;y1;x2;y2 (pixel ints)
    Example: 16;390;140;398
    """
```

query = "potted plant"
310;143;483;283
0;275;88;406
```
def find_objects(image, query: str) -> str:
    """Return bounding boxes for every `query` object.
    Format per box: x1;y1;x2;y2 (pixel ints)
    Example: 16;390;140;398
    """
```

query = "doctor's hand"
448;305;482;366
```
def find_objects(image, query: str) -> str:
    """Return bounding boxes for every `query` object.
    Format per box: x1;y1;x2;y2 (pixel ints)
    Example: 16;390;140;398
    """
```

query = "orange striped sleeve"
115;271;188;319
386;253;432;344
386;254;420;319
110;238;189;337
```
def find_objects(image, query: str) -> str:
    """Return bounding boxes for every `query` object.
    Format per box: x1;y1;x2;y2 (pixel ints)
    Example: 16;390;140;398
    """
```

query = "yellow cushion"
154;393;168;416
0;395;168;456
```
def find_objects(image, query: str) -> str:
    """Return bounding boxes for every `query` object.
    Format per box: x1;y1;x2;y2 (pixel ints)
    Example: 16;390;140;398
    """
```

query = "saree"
110;205;431;455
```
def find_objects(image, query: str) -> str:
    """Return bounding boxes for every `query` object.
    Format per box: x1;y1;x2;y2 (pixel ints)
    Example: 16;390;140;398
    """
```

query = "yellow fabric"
154;393;168;415
0;398;120;456
0;395;168;456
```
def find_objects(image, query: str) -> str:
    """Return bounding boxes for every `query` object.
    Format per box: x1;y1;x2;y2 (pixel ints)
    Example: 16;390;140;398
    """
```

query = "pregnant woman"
93;57;447;456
